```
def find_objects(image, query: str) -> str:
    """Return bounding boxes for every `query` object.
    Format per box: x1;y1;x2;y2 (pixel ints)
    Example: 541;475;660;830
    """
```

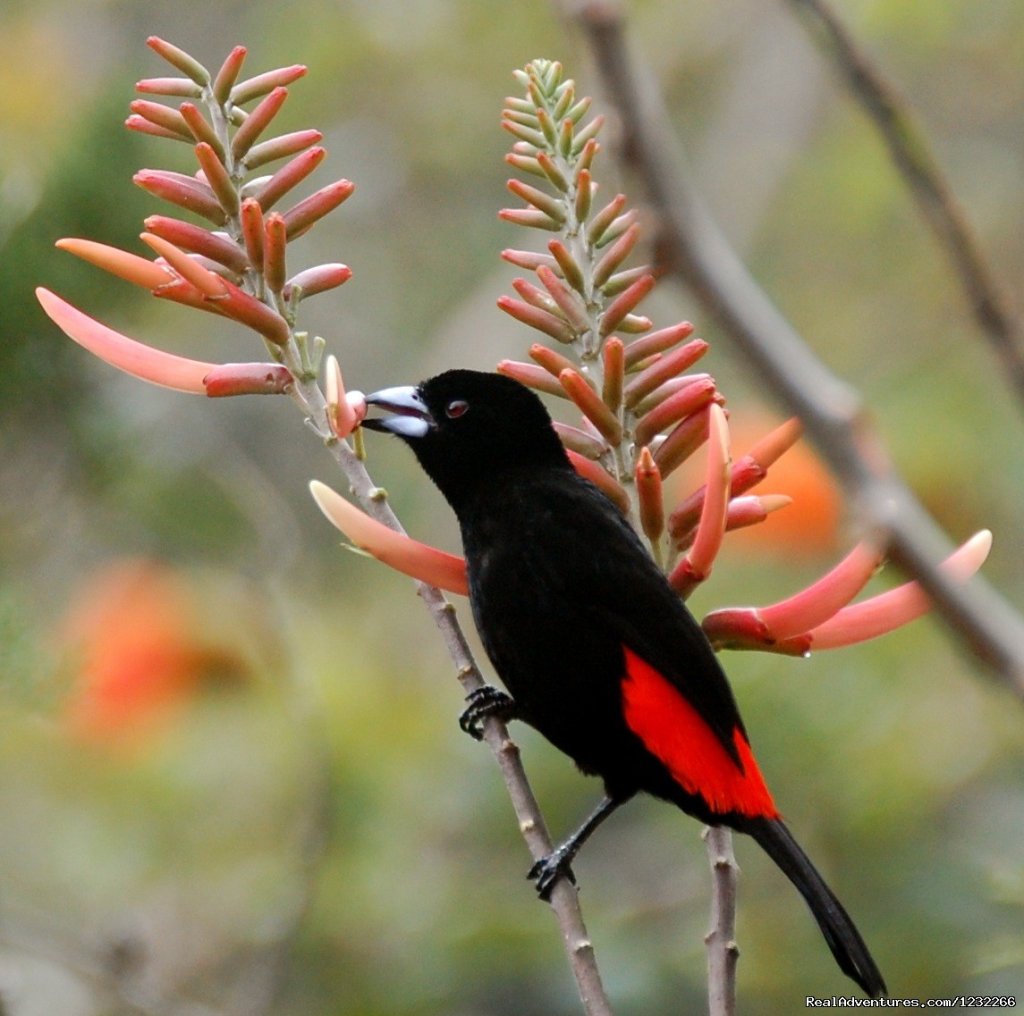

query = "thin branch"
703;826;739;1016
300;384;615;1016
564;0;1024;694
783;0;1024;410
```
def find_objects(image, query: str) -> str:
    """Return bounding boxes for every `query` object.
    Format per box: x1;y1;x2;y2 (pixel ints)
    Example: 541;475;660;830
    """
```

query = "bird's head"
362;369;570;510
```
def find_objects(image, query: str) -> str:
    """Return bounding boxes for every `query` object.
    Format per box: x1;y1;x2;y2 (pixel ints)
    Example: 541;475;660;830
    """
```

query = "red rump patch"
620;647;778;818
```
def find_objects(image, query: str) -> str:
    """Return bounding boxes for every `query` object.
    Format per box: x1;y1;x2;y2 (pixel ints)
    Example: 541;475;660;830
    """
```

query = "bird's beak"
362;385;434;438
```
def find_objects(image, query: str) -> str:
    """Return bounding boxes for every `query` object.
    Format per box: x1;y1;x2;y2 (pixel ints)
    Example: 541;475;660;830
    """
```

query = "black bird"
362;368;886;998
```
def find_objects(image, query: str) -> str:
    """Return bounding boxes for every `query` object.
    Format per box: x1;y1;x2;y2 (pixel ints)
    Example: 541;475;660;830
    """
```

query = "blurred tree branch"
703;825;739;1016
784;0;1024;411
564;0;1024;694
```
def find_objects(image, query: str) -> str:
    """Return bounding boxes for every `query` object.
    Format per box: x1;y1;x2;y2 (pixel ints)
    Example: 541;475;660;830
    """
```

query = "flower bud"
243;129;323;170
240;198;265;271
231;86;288;160
212;45;247;105
553;422;608;460
633;377;717;448
194;142;239;215
529;343;576;379
144;216;249;274
592;224;641;290
600;274;656;338
252;147;326;213
146;37;209;86
136;76;204;98
624;322;696;368
586;194;627;246
602;338;625;414
547;239;586;295
281;179;355;238
652;406;711;478
263;213;288;294
623;339;710;408
496;360;566;397
231;65;307;105
560;369;623;446
129;101;190;141
536;265;591;334
497;296;575;344
134;170;227;225
283;263;352;301
56;238;172;290
177;103;225;159
635;447;664;543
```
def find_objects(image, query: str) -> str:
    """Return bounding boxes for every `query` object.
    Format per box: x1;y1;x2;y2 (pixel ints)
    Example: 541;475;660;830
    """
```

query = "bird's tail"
746;817;887;998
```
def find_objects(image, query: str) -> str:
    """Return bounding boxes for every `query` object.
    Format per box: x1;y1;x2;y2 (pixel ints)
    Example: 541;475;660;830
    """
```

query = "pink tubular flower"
36;288;212;393
808;531;993;649
230;65;307;106
36;289;295;399
701;530;993;654
308;481;469;595
668;404;730;597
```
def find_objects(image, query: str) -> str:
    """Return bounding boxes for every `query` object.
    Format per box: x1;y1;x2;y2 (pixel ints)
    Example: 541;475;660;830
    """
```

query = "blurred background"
2;0;1023;1012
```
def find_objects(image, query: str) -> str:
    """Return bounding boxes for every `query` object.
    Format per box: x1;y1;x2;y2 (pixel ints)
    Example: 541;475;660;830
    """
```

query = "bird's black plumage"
363;368;886;998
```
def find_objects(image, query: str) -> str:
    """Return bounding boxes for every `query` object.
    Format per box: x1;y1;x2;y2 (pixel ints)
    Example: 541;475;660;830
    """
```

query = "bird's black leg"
458;685;518;740
528;793;633;900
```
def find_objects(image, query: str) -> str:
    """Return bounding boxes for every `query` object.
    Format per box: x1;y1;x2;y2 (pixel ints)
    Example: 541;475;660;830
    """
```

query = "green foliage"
1;91;150;415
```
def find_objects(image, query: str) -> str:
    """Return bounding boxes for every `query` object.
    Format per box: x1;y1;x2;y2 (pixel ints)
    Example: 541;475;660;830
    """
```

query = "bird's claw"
527;848;577;900
458;685;517;740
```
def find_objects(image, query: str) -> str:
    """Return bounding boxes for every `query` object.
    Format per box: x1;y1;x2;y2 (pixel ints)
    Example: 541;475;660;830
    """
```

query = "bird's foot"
458;685;517;741
527;846;578;901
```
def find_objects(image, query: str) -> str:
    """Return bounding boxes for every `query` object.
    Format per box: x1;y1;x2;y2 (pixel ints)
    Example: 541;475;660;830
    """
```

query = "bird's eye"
445;399;469;419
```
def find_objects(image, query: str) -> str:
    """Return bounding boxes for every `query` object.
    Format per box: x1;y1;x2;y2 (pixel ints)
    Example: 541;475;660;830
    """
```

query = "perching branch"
783;0;1024;411
703;825;740;1016
565;0;1024;694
